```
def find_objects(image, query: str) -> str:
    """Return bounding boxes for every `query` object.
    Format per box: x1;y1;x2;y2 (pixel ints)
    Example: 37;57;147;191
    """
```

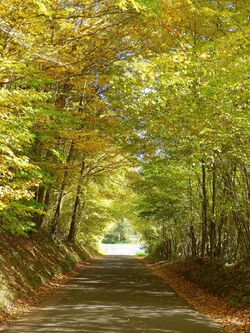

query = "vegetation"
0;234;93;312
109;0;250;264
103;219;139;244
0;0;249;268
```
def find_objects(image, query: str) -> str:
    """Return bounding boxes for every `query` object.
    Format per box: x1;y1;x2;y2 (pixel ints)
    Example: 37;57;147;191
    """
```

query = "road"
0;248;224;332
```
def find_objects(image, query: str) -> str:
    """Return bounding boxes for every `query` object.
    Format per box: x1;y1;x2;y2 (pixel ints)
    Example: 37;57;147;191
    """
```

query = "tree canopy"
0;0;249;263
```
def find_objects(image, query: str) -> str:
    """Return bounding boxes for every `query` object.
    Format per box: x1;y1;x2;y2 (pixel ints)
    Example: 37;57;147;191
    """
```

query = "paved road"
0;256;224;333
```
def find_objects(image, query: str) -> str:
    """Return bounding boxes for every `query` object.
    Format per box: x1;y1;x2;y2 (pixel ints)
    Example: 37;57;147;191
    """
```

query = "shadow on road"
0;256;224;333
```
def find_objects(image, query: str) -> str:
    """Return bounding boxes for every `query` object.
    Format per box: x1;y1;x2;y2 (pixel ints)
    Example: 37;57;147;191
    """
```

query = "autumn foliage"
0;0;249;265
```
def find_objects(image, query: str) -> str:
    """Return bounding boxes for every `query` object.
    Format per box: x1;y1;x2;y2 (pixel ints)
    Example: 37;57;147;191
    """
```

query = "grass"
136;251;147;257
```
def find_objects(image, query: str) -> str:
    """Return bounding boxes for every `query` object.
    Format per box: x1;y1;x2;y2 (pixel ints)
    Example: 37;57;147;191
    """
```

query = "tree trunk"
217;217;223;259
201;158;208;259
34;185;45;228
51;141;74;235
39;189;51;228
189;224;197;260
210;162;216;263
188;178;197;260
67;158;85;243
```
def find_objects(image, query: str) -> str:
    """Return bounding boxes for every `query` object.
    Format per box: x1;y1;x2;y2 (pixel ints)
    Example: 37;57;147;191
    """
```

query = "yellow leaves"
76;140;107;154
0;200;7;211
202;6;219;17
117;0;142;12
0;89;50;111
59;129;112;155
200;53;209;60
33;0;52;18
107;117;119;126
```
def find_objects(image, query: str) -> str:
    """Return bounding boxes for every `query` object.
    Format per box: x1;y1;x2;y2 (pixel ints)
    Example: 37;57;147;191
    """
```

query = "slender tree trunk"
39;189;51;228
210;162;216;263
34;185;45;228
217;217;223;259
189;224;197;260
242;166;250;205
67;158;85;243
33;186;51;229
201;158;208;259
51;141;74;235
188;178;197;259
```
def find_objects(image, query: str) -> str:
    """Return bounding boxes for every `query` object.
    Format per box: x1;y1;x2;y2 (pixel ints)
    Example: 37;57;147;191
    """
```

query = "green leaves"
117;0;163;15
0;0;249;262
109;0;250;261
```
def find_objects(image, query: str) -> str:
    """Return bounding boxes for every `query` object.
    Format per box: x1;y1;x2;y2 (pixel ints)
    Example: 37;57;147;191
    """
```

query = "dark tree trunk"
210;162;216;263
33;185;45;227
201;158;208;259
188;178;197;259
67;159;85;243
217;217;224;259
189;224;197;260
51;142;74;235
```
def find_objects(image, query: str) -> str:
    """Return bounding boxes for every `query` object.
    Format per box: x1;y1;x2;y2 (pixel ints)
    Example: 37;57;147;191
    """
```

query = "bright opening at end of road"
100;243;143;256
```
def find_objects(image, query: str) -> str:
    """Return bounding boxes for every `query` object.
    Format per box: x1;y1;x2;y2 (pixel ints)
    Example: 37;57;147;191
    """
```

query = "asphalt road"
0;253;224;332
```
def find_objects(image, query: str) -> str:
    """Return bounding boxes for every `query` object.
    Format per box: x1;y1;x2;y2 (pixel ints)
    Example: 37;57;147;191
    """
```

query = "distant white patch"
100;244;142;256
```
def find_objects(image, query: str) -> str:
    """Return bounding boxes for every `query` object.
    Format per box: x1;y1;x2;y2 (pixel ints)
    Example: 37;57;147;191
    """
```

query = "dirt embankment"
148;261;250;333
0;234;95;325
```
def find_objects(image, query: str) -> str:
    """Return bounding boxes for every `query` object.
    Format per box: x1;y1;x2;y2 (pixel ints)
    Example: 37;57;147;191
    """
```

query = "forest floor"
147;260;250;333
0;234;95;326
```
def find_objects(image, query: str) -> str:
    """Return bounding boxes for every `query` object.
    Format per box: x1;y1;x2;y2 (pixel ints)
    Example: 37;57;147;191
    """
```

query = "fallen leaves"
0;257;93;328
148;261;250;333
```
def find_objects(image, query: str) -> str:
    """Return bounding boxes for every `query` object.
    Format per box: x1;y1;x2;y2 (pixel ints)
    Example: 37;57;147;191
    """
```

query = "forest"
0;0;249;264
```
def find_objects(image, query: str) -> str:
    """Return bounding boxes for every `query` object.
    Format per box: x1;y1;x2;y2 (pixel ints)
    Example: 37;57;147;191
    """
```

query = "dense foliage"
110;0;250;262
0;0;249;263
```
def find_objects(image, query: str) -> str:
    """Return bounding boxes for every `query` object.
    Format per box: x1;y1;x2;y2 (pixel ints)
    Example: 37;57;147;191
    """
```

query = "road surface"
0;249;224;332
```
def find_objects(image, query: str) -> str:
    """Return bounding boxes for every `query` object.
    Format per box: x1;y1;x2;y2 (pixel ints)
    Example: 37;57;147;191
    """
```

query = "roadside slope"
148;261;250;333
0;234;95;323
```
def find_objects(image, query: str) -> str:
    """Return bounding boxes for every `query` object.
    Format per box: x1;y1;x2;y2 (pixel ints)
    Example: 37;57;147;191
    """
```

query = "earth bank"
0;234;94;323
